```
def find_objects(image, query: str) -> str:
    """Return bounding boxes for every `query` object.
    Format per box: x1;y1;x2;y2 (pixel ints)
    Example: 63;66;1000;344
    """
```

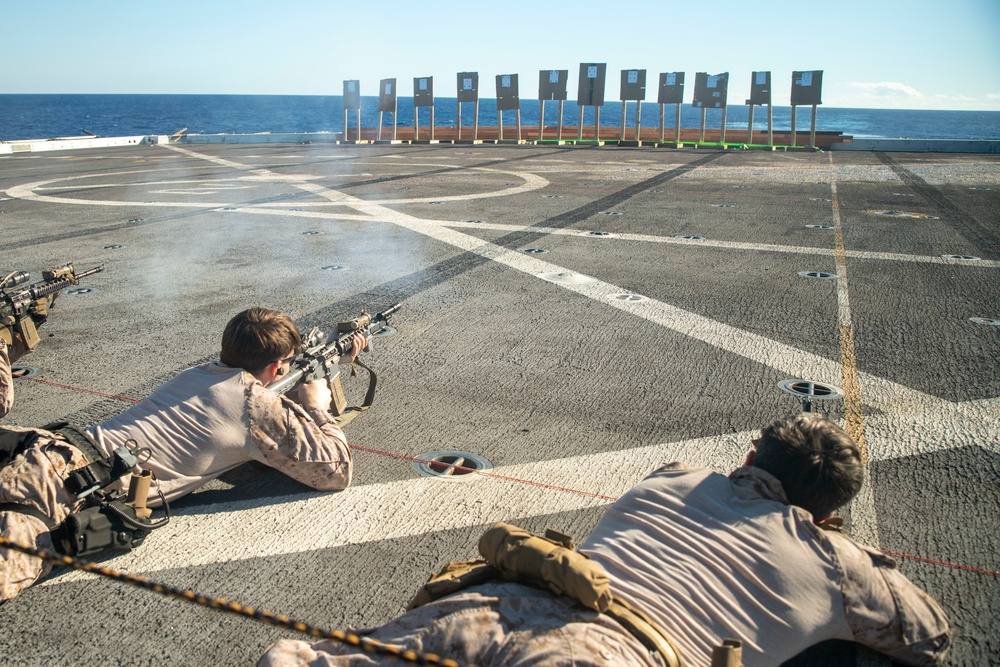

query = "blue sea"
1;94;998;142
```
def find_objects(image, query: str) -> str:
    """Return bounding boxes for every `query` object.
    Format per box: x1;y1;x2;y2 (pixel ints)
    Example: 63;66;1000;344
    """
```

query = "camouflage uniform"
260;463;950;667
1;350;352;601
260;582;664;667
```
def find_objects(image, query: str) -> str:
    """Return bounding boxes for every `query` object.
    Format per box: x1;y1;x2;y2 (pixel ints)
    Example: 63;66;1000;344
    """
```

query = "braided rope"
0;536;470;667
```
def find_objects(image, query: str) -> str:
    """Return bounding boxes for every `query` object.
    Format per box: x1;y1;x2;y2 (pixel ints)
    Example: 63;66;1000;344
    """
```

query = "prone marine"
259;413;951;667
1;306;364;601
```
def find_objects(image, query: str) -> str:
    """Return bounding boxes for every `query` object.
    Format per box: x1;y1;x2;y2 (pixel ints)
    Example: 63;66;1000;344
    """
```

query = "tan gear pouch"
406;559;499;610
478;521;613;613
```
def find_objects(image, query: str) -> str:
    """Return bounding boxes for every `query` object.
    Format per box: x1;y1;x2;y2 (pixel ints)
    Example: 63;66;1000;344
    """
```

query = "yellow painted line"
829;153;867;463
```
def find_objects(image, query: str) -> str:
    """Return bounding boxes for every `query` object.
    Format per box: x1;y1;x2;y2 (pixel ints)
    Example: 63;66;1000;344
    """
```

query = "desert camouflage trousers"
258;582;665;667
0;434;87;601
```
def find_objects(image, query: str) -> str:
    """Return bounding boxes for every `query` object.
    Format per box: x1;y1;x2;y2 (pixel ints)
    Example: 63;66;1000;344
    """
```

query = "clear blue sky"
4;0;999;110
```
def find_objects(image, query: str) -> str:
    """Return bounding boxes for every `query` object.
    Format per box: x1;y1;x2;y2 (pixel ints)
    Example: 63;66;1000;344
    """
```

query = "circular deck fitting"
462;219;485;223
893;193;915;197
970;317;1000;326
126;218;145;223
65;286;99;296
301;230;322;235
372;325;397;338
942;255;980;261
810;198;832;203
519;248;549;254
540;271;596;284
582;231;614;238
289;208;303;212
103;244;127;249
542;194;563;199
674;234;706;240
10;366;42;381
798;271;839;280
968;187;992;191
805;225;833;230
428;201;444;205
778;379;842;401
733;185;752;189
412;450;493;480
598;211;623;216
711;204;735;208
318;265;348;272
615;294;648;302
220;207;237;211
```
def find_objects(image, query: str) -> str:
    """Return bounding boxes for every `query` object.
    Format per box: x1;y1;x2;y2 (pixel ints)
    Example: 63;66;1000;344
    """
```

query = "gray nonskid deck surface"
1;143;997;666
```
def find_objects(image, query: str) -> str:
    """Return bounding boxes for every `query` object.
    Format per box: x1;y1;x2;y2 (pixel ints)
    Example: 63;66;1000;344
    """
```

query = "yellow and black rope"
0;535;470;667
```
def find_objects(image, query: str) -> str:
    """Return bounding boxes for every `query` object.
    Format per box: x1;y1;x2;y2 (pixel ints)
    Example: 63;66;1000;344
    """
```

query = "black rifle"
269;304;401;421
1;263;104;351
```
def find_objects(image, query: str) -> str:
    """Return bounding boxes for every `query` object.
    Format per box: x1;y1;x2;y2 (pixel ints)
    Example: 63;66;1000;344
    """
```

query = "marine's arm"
245;379;353;490
831;533;951;665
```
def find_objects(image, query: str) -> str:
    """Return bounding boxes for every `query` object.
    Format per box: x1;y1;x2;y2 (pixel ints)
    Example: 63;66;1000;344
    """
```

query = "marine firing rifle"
269;303;401;424
1;263;104;352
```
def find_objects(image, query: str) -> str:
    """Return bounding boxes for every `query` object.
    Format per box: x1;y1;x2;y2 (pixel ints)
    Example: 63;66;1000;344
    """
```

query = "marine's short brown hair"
753;413;864;519
220;308;301;373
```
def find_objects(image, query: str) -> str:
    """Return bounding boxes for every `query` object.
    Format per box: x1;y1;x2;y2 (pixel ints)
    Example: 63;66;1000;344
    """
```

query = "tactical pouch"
406;559;500;610
56;497;152;557
478;522;613;613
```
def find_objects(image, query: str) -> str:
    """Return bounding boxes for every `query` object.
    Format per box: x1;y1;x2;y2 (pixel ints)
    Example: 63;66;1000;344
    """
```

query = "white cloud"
848;81;923;98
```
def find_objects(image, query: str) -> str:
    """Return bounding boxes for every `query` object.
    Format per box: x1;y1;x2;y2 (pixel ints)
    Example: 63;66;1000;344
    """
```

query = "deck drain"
302;230;322;235
675;235;706;240
413;450;493;480
10;366;42;381
65;286;99;296
778;379;842;411
798;271;838;280
318;265;347;271
598;211;623;216
942;255;979;261
103;244;127;249
540;271;596;284
711;204;735;208
805;225;833;230
519;248;549;254
615;293;648;302
970;317;1000;326
583;231;614;237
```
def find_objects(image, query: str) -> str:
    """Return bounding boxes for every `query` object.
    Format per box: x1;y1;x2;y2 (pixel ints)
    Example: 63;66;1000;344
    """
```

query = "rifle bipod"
0;535;470;667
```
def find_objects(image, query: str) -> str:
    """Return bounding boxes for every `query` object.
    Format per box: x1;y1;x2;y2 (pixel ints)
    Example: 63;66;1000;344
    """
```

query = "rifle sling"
335;359;377;428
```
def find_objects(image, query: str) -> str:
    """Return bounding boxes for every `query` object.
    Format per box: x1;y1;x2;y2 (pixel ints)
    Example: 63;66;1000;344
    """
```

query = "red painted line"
21;377;999;577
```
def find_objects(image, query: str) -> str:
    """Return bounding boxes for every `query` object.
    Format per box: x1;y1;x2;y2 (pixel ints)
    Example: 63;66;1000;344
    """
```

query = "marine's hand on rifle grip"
294;378;333;414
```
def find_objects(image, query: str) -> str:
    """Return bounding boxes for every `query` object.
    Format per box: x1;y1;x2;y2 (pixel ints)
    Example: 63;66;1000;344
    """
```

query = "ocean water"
1;94;998;142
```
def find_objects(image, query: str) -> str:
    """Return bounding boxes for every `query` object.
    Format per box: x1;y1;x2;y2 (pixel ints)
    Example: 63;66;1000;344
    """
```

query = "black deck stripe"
874;152;998;257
